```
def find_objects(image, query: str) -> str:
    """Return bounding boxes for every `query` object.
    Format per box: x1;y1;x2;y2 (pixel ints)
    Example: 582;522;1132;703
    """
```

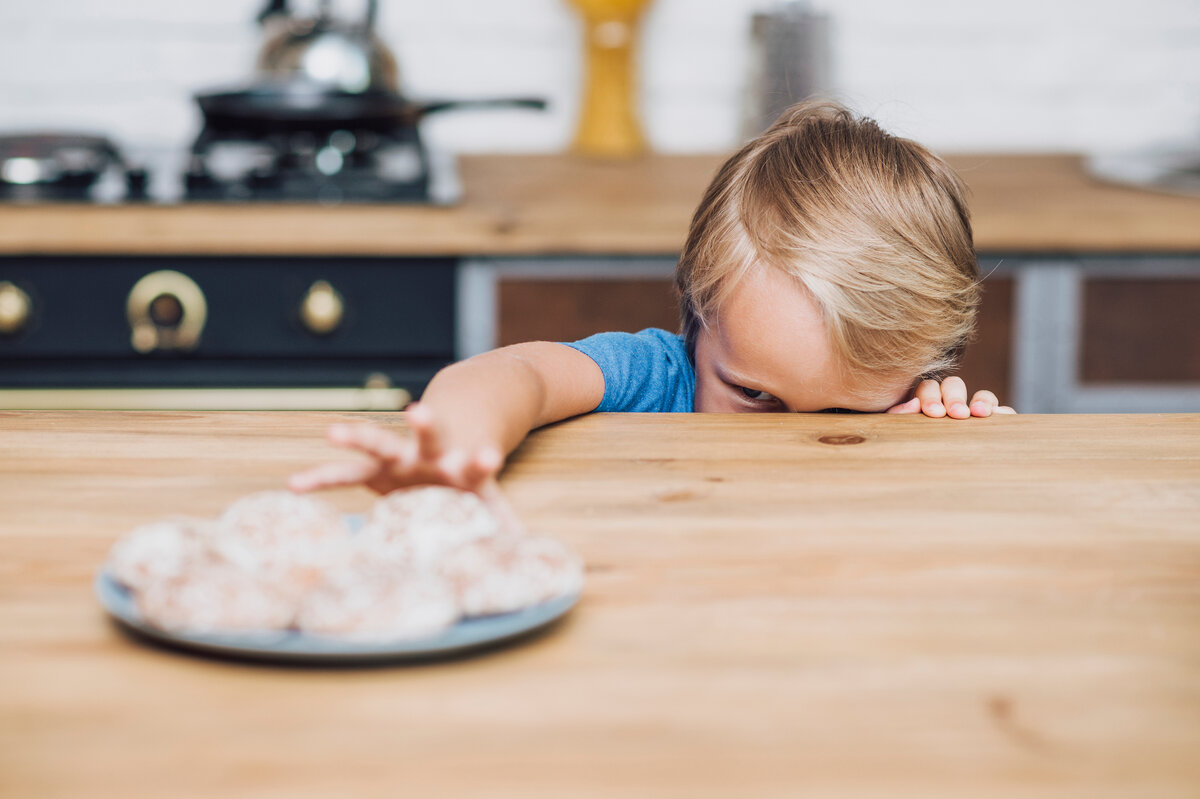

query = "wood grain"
2;411;1199;797
1;154;1198;256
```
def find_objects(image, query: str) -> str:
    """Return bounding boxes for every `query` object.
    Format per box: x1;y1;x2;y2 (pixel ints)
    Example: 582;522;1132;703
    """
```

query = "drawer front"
0;256;456;359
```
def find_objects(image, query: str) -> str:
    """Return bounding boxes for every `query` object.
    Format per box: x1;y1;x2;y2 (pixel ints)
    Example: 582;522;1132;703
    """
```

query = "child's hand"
289;403;523;531
885;377;1016;418
288;403;504;496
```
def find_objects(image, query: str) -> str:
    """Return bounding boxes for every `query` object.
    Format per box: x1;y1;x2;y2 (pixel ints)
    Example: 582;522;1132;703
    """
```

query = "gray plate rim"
95;570;579;663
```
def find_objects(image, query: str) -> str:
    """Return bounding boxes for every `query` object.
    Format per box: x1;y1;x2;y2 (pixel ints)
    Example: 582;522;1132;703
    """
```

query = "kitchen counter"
1;154;1199;255
3;410;1199;797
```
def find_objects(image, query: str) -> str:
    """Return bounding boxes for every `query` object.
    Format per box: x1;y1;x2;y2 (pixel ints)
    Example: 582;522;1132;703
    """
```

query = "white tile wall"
1;0;1197;155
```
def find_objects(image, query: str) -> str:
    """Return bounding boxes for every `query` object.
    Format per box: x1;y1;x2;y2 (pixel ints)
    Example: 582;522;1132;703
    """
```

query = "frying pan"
195;81;547;134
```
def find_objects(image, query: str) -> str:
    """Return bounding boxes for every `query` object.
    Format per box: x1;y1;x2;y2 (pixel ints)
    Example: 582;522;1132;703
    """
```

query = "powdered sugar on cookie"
297;567;459;642
441;536;584;617
106;518;211;593
367;486;502;568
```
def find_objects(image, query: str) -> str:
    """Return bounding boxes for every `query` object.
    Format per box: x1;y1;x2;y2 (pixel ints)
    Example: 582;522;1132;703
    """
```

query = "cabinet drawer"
0;256;456;360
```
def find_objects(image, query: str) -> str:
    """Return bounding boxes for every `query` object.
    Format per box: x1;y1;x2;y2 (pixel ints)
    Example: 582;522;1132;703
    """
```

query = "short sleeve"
563;328;695;413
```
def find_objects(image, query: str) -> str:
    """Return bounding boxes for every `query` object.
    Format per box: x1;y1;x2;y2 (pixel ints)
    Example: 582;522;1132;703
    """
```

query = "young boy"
290;100;1013;504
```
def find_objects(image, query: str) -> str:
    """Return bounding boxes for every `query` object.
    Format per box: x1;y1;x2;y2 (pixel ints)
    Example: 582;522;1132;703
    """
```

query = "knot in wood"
818;434;866;446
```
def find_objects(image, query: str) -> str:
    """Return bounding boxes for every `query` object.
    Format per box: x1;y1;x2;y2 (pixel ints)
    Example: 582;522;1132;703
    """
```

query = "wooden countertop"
1;154;1199;257
3;410;1199;797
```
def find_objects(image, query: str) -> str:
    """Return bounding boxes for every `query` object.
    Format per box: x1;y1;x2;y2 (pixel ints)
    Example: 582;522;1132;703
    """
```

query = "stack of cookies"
105;488;583;641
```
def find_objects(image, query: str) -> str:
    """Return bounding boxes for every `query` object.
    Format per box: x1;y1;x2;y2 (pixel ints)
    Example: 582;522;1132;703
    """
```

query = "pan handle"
414;97;548;117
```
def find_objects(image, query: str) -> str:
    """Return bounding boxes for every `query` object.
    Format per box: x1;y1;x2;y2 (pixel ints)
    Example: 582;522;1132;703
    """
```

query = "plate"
95;572;579;664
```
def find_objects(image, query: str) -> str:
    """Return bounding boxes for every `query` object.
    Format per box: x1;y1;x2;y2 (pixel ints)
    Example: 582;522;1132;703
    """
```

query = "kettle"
254;0;399;94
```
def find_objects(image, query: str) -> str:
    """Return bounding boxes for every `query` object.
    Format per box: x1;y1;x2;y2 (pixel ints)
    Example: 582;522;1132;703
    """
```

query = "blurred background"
1;0;1198;414
2;0;1197;154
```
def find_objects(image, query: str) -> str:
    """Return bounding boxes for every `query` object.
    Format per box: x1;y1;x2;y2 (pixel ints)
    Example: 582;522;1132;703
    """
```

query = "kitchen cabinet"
0;255;454;409
2;154;1198;411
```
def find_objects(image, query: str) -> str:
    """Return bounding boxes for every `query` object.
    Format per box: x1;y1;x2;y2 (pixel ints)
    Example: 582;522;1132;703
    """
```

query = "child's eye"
737;385;778;403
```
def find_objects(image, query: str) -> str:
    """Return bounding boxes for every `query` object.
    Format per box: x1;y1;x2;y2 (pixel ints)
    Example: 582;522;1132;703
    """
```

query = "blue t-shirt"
564;328;695;412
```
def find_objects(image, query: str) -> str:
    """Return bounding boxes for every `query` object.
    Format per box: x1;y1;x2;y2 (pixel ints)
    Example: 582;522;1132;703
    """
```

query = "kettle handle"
257;0;288;24
258;0;377;31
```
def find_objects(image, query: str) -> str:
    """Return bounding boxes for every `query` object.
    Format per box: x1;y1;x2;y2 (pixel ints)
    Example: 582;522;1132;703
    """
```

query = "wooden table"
2;411;1199;798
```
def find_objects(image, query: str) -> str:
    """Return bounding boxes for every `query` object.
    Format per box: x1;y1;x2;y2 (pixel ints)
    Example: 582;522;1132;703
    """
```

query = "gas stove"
184;128;435;203
0;130;461;206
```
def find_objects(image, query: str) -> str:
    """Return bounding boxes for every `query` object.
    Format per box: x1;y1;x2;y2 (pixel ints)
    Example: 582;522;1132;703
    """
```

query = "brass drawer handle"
0;281;33;336
300;280;345;335
127;270;207;353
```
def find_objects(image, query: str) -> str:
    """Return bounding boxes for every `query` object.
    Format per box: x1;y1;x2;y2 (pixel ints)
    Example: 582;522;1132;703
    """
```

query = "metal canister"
741;2;833;139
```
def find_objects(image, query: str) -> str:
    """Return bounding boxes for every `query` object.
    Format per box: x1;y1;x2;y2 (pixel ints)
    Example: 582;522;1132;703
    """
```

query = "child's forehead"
709;272;915;409
711;263;824;358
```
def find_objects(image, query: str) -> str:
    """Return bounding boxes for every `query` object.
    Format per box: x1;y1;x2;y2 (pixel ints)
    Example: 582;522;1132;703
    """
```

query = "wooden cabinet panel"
498;278;679;346
1082;279;1200;383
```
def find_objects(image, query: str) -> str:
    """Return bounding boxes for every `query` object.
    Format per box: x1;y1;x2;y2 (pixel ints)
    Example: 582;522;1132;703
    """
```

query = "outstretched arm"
289;342;604;496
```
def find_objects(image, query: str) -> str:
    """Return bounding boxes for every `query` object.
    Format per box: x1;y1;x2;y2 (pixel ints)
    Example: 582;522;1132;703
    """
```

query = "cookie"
369;486;502;568
297;564;459;642
218;490;349;549
440;535;584;617
106;518;210;593
215;490;351;582
135;563;296;634
352;521;416;570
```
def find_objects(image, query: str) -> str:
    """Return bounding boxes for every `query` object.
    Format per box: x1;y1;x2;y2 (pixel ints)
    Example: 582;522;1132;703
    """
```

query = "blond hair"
676;100;979;383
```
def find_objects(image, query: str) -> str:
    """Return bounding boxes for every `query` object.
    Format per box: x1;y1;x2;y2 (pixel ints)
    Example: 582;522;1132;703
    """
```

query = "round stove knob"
0;281;32;336
300;280;344;335
127;271;207;353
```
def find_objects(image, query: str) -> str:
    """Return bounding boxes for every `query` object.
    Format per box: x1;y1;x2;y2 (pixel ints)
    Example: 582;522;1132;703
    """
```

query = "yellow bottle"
566;0;652;158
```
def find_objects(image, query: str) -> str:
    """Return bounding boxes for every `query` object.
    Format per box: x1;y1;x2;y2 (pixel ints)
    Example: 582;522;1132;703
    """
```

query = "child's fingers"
328;423;406;461
886;397;921;414
407;403;443;462
288;460;379;492
940;376;970;419
461;447;503;489
914;379;946;417
891;384;1014;419
969;389;1000;417
437;449;469;483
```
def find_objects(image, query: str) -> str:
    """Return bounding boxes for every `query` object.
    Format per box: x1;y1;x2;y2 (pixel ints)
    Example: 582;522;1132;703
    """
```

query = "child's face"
692;264;914;413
